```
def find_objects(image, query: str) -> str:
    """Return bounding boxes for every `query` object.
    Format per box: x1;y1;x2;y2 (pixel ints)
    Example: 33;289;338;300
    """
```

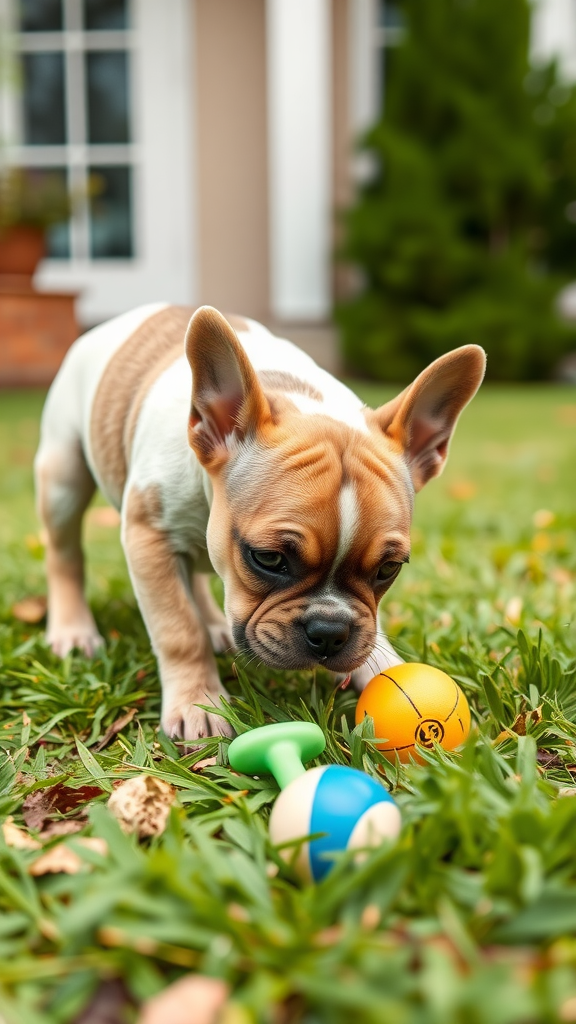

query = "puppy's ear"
185;306;271;468
373;345;486;491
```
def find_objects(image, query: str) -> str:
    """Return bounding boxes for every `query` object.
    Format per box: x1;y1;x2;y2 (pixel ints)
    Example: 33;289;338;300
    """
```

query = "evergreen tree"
337;0;576;381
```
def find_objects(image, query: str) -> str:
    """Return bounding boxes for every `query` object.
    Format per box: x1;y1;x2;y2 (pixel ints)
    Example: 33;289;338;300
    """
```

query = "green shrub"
337;0;576;381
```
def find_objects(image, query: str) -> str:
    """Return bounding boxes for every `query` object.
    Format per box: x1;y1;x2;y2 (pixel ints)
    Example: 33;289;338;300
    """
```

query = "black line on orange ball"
444;680;461;723
458;716;464;732
415;719;445;748
380;672;423;718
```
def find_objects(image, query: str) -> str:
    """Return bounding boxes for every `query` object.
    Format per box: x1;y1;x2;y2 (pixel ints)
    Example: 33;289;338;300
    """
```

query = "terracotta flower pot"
0;225;46;281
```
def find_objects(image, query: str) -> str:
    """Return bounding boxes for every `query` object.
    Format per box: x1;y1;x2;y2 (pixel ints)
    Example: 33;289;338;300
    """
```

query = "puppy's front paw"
47;624;104;659
161;686;234;742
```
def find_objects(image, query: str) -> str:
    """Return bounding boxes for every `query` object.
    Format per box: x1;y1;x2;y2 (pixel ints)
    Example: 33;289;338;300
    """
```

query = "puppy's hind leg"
191;573;235;655
35;441;103;657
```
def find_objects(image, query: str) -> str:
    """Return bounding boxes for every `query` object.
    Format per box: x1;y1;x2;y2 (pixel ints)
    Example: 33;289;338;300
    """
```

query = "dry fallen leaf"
2;817;41;850
29;837;108;876
40;819;86;840
87;506;121;528
536;749;563;769
24;783;104;831
192;756;218;772
94;708;137;752
107;775;175;838
12;595;47;623
137;975;229;1024
510;706;543;736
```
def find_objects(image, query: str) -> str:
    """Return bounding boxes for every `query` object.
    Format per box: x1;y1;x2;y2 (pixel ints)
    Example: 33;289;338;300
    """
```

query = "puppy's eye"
376;560;401;582
250;549;288;573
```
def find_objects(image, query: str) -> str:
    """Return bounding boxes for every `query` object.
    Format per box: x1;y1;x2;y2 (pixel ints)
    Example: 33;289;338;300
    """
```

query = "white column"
136;0;198;303
531;0;576;79
266;0;331;322
349;0;379;135
348;0;379;184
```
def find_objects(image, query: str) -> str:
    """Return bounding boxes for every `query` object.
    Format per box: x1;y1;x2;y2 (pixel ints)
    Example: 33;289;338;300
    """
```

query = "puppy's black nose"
304;620;350;659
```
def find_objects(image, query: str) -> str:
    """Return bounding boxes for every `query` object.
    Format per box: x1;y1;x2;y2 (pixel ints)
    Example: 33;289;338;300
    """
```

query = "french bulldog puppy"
35;305;485;740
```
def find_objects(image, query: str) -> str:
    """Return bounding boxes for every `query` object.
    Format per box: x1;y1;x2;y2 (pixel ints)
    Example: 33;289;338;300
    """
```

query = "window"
1;0;195;324
13;0;135;260
377;0;405;113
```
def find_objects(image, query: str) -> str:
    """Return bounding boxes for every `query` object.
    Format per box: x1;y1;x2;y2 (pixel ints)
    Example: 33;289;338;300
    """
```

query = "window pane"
378;1;404;29
84;0;128;30
19;0;63;32
86;52;130;144
19;167;70;257
46;218;70;258
22;53;66;145
89;165;132;258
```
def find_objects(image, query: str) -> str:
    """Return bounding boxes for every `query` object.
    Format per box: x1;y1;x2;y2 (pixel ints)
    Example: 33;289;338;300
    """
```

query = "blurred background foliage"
337;0;576;381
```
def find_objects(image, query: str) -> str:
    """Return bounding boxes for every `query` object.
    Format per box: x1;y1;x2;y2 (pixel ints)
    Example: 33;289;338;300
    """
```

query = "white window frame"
0;0;196;325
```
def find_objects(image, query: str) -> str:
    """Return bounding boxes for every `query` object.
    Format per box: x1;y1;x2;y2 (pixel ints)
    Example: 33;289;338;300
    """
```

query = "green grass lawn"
0;384;575;1023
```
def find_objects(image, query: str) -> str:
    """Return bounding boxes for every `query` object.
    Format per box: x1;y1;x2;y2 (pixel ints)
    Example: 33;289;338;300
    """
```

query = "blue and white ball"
269;765;401;883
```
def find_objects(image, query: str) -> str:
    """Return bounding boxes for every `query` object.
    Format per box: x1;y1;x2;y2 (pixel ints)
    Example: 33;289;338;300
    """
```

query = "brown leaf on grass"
494;707;544;747
40;819;86;840
23;783;104;831
107;775;175;838
73;978;133;1024
86;507;121;528
12;595;47;623
2;817;41;850
536;749;564;769
137;976;229;1024
94;708;137;752
510;706;543;736
29;837;108;875
192;756;218;772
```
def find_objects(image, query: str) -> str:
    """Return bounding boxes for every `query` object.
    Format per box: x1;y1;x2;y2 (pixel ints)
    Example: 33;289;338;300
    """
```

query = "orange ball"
355;663;471;763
